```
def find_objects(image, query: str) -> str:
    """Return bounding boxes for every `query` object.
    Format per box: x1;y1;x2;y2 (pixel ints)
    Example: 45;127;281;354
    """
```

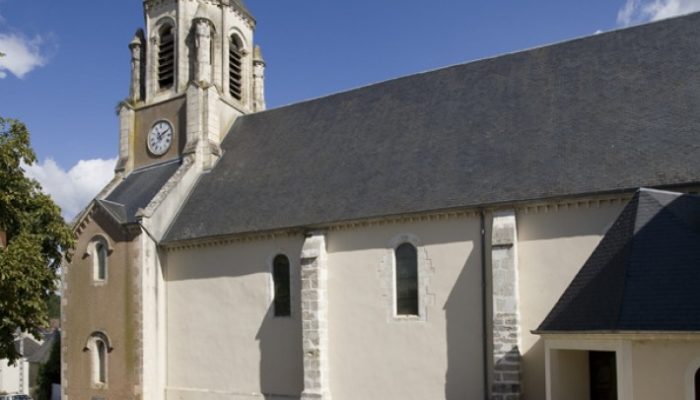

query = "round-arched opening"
158;24;175;89
229;34;244;100
395;243;418;316
272;254;291;317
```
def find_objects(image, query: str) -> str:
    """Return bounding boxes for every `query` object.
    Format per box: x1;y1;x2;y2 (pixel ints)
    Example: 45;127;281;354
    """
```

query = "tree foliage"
0;117;74;364
36;333;61;400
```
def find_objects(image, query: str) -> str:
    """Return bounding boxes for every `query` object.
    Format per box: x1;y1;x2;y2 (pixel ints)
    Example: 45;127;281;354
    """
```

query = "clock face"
147;120;173;156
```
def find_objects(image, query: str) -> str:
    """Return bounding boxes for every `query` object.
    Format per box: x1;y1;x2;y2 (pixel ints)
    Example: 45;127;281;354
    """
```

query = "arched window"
395;243;418;316
85;332;111;387
96;339;107;384
273;254;291;317
695;368;700;400
229;34;243;100
95;241;107;281
88;236;109;282
158;24;175;89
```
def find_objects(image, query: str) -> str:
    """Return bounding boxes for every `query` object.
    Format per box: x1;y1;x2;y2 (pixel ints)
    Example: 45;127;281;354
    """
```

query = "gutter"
480;210;489;400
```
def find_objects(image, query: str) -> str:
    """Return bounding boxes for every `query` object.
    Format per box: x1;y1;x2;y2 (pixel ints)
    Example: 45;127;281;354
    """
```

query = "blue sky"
1;0;699;218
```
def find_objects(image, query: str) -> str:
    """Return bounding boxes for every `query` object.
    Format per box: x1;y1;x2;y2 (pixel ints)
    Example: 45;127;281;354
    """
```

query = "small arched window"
273;254;291;317
229;35;243;100
95;241;107;281
85;332;111;387
158;24;175;89
96;339;107;384
395;243;418;316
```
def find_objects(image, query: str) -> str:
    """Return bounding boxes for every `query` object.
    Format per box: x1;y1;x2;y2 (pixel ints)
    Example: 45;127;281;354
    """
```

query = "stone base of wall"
166;388;298;400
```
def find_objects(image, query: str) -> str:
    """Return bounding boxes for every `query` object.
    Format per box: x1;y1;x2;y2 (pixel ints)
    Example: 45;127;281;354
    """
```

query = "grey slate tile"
537;188;700;332
165;12;700;243
103;160;180;225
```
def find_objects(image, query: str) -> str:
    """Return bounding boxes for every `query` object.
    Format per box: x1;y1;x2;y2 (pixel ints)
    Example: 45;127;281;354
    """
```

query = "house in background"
0;333;42;396
62;2;700;399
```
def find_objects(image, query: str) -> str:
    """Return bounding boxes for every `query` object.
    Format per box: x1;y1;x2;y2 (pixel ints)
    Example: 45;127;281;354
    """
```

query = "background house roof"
165;12;700;243
26;331;58;364
537;188;700;333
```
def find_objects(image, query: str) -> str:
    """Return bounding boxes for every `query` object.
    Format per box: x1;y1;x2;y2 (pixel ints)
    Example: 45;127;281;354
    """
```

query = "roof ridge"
250;11;700;115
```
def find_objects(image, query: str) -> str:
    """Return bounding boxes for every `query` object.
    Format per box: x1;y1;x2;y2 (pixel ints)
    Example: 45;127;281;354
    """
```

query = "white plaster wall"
326;215;484;400
517;200;625;400
548;350;589;400
0;359;22;393
631;338;700;400
165;235;305;399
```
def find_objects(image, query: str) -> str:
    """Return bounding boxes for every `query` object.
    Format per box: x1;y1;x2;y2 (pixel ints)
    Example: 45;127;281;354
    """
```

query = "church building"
62;1;700;400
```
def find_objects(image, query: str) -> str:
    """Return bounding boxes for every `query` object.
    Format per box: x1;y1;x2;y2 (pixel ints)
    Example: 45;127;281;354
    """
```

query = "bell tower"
116;0;265;174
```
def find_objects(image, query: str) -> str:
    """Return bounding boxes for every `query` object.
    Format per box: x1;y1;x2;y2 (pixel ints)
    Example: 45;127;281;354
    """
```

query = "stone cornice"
143;0;255;27
162;190;647;251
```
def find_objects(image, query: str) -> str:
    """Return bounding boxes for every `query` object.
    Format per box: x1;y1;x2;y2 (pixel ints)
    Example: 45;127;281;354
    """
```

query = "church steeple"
117;0;265;174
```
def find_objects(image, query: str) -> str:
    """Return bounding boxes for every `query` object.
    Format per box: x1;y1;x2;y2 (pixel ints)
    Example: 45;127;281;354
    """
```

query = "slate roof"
165;12;700;243
99;160;180;225
27;331;57;364
537;188;700;333
13;335;41;358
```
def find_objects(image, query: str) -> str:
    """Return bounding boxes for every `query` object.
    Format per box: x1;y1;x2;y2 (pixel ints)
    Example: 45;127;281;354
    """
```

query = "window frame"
394;242;419;317
84;332;112;388
381;233;432;322
156;21;176;91
228;33;245;101
87;235;111;285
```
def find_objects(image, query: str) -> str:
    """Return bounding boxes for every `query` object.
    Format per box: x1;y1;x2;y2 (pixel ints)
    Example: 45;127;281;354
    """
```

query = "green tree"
46;293;60;320
0;117;74;364
36;334;60;400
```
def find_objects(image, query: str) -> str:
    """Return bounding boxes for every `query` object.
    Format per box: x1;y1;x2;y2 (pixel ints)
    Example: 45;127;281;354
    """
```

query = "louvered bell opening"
229;41;242;100
158;30;175;89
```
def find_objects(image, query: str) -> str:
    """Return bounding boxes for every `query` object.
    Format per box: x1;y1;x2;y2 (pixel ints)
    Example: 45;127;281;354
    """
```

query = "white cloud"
23;157;117;221
617;0;700;26
0;33;48;78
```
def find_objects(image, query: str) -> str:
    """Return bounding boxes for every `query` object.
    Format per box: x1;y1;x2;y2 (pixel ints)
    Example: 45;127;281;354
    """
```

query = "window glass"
96;242;107;281
395;243;418;315
273;255;291;317
96;340;107;384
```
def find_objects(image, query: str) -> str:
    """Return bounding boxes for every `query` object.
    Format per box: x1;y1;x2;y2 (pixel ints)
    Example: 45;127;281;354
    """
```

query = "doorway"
589;351;617;400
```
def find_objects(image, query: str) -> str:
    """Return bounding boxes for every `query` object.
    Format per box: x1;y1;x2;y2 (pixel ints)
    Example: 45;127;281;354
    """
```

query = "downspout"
480;210;489;400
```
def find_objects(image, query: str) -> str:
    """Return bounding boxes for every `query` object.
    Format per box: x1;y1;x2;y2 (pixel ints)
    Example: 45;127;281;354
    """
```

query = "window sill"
392;314;423;322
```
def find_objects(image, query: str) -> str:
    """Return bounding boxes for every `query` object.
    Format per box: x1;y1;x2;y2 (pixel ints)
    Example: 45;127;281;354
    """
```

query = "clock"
147;120;173;156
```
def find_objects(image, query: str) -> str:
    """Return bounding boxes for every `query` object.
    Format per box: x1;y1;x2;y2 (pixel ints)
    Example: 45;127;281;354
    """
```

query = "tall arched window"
695;368;700;400
273;254;291;317
395;243;418;316
158;24;175;89
85;332;111;387
229;35;243;100
96;339;107;384
89;236;109;283
95;241;107;281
